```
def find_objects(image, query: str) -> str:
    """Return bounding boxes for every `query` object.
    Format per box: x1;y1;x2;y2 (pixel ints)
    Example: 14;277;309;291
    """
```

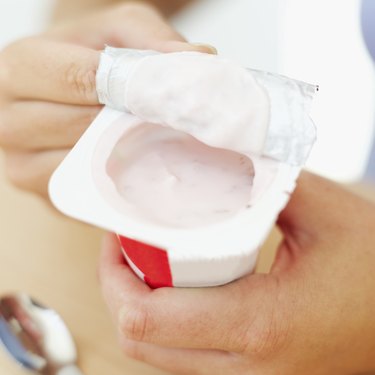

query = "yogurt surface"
105;123;254;228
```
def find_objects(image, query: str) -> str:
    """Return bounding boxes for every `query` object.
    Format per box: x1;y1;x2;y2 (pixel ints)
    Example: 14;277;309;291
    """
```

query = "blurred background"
0;2;374;374
0;0;374;183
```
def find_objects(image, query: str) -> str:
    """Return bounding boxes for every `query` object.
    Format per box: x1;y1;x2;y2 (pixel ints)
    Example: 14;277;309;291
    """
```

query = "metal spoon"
0;293;83;375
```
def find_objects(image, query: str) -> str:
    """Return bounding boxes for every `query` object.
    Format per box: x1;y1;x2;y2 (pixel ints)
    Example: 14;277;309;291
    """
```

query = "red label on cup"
118;236;173;288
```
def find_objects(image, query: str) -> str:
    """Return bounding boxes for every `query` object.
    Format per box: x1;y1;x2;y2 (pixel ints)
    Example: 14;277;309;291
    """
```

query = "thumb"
1;37;100;105
277;171;326;237
277;171;357;248
99;233;269;353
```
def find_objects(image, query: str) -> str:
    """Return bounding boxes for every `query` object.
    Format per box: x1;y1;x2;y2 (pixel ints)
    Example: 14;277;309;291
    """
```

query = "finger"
0;101;101;150
99;233;150;322
277;171;369;244
1;38;100;104
99;233;269;352
105;3;217;53
274;171;344;269
106;3;192;47
4;149;68;198
48;3;217;55
119;337;241;375
156;40;218;54
0;3;217;104
273;171;375;274
108;3;216;54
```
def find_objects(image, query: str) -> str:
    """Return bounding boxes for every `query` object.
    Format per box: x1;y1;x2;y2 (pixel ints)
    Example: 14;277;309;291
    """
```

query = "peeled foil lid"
249;69;317;165
96;46;317;166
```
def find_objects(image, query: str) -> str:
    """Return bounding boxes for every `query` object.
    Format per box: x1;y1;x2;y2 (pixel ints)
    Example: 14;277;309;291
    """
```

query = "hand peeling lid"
96;47;317;167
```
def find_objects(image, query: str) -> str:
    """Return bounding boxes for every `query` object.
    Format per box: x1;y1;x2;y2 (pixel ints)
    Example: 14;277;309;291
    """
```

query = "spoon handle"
56;364;84;375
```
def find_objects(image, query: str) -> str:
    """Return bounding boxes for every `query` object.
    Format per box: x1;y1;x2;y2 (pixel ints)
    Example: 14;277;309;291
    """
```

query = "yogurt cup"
49;49;317;288
50;107;302;288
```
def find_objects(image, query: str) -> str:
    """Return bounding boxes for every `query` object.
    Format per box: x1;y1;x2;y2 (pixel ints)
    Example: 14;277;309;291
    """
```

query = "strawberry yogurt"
104;123;254;228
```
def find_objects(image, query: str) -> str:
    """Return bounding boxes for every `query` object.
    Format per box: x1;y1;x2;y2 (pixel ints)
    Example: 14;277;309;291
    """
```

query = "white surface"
172;0;283;72
280;0;375;181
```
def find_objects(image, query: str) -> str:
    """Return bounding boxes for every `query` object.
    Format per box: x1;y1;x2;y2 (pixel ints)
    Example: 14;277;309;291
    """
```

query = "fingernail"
191;43;218;54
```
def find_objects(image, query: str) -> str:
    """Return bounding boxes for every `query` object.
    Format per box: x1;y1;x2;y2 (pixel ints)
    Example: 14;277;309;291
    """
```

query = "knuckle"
4;152;50;198
0;39;31;93
244;313;288;360
4;154;29;190
0;52;11;90
120;339;145;362
81;105;101;126
0;110;16;148
117;1;155;16
68;106;101;143
108;1;161;27
0;117;8;147
64;61;97;102
119;304;153;342
239;278;292;360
